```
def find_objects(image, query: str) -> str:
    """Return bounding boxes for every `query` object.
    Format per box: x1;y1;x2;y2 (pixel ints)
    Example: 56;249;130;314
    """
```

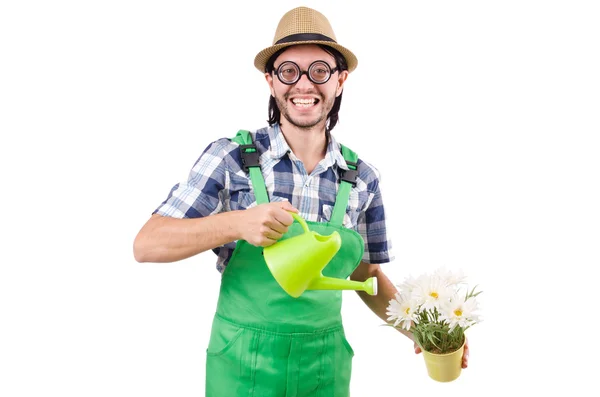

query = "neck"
279;122;328;174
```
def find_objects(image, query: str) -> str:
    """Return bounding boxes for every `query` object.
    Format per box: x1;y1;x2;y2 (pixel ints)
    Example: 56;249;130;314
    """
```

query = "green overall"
205;131;364;397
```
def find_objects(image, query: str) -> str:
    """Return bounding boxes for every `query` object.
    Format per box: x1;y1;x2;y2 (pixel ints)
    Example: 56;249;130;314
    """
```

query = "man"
134;6;468;396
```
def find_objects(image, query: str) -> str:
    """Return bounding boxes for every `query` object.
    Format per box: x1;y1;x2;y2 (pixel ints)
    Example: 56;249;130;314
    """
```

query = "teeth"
292;98;315;107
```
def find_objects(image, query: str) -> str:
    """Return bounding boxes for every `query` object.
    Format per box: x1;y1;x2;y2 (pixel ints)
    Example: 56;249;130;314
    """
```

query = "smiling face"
265;44;348;131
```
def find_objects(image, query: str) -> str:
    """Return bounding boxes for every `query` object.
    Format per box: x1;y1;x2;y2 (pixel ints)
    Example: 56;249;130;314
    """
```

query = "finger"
263;215;288;234
261;237;279;247
273;208;296;228
279;200;298;213
414;343;421;354
260;225;283;241
268;217;290;234
266;230;283;241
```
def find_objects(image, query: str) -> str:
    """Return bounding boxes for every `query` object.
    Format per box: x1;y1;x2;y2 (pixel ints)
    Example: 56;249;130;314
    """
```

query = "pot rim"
420;338;466;357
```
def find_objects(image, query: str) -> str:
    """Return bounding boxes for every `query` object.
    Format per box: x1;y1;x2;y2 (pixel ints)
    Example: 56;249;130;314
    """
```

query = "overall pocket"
205;316;250;397
316;330;354;397
206;315;244;356
339;331;355;357
334;331;354;397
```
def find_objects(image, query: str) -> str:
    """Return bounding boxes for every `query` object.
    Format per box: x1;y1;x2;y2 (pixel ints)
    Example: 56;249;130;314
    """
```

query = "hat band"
275;33;336;45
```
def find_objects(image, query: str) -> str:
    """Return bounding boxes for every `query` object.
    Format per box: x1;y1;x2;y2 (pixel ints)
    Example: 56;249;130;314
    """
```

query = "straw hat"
254;6;358;73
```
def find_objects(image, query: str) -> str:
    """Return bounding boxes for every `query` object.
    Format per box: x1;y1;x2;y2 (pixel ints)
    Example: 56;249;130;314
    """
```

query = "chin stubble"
275;94;334;130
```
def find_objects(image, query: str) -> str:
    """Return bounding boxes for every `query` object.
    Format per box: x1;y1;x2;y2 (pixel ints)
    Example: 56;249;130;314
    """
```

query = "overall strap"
330;144;359;227
231;130;270;205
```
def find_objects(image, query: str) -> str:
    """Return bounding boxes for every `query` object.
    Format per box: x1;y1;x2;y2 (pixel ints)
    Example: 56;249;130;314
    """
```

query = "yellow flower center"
454;309;463;317
404;308;410;315
430;292;439;299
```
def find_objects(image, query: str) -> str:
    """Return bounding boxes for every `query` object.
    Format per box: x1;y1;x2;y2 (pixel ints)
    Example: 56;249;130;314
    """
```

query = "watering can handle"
289;212;309;233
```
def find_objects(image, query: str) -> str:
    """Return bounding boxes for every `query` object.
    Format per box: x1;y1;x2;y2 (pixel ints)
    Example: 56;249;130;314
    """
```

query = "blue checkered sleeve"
356;166;394;264
153;138;235;219
153;138;241;271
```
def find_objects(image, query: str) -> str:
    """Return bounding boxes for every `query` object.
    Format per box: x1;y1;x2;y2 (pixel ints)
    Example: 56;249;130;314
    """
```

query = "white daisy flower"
414;274;454;311
440;295;481;332
396;274;420;296
386;293;419;331
434;266;467;287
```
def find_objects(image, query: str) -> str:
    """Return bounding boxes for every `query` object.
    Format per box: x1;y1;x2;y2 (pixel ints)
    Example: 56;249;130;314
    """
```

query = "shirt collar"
267;123;350;171
267;124;291;160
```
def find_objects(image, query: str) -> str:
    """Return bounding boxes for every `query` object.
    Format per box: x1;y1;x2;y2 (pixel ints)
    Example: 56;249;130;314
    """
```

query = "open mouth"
291;98;320;108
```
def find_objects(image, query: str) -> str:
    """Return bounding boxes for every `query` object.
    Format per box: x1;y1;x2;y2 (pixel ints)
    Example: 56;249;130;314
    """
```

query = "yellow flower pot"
421;341;464;382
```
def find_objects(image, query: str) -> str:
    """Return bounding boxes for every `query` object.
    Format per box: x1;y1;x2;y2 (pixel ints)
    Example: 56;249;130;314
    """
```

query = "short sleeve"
356;167;394;264
153;138;232;219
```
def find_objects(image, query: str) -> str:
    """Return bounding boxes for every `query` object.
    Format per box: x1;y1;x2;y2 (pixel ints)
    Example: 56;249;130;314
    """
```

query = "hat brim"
254;40;358;74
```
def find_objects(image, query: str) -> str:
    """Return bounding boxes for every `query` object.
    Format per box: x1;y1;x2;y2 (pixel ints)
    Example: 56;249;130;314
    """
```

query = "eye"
278;62;299;81
310;62;331;81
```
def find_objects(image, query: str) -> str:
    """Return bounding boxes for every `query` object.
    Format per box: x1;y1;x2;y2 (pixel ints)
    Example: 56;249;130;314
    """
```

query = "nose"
294;72;314;89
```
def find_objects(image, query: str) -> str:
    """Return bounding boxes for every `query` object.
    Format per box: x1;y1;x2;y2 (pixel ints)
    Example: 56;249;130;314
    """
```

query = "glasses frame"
274;60;339;85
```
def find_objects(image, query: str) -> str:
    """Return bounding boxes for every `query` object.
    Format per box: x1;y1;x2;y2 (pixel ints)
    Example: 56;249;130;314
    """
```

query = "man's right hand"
237;201;299;247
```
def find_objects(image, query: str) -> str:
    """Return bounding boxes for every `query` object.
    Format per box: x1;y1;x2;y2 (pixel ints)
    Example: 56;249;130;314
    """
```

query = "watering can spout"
263;212;379;298
309;276;378;296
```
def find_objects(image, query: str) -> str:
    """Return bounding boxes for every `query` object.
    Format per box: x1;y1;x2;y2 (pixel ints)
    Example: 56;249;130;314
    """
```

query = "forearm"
351;262;415;342
133;211;242;263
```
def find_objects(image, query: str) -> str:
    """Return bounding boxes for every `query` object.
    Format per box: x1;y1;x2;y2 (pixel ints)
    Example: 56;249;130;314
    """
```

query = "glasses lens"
309;61;331;84
278;62;299;84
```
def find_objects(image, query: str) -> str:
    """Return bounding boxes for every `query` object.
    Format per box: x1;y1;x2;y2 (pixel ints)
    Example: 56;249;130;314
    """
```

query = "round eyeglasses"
275;60;339;85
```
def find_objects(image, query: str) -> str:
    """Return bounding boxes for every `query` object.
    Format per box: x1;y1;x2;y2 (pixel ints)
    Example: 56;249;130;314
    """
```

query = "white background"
1;0;599;395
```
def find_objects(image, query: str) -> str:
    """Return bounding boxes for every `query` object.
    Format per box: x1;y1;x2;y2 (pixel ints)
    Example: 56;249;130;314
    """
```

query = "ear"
335;70;349;97
265;73;275;96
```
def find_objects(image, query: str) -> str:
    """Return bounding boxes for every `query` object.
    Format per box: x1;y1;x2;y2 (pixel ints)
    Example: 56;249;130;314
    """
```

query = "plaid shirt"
154;124;394;272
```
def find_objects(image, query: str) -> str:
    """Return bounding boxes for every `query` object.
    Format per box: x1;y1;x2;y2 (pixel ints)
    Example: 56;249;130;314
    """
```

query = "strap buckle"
340;161;358;186
239;144;260;172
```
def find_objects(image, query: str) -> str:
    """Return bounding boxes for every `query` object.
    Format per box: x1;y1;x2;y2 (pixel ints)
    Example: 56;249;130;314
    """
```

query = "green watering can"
263;213;378;298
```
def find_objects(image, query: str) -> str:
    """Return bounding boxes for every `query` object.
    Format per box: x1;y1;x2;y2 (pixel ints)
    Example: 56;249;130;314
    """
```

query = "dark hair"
265;45;348;133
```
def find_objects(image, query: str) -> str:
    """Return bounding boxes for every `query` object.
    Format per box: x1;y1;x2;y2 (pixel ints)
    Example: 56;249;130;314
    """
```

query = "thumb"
414;343;422;354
